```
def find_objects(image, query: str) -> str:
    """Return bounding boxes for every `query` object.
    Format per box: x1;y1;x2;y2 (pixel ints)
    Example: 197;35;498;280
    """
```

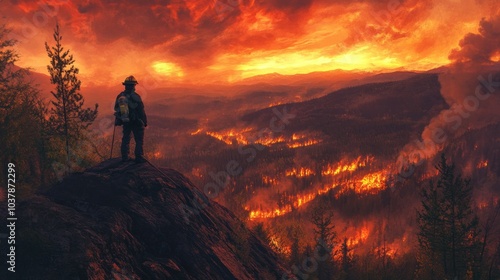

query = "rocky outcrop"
17;159;285;279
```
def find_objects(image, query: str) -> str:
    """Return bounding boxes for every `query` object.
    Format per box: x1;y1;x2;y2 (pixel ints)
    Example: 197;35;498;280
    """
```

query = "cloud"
449;15;500;64
4;0;499;85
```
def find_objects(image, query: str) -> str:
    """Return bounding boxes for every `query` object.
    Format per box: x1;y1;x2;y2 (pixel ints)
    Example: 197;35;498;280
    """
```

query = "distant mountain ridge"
240;73;448;157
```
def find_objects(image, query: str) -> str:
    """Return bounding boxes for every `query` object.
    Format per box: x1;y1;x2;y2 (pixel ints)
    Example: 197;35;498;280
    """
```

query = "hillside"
13;159;286;279
237;73;448;157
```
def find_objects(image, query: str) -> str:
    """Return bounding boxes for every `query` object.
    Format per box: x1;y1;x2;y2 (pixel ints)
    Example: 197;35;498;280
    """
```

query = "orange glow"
248;157;391;220
262;175;278;185
152;151;162;159
347;227;370;247
249;206;293;220
477;201;489;209
151;61;184;77
358;172;388;193
8;0;495;85
286;167;315;178
256;135;286;146
419;169;440;181
190;128;202;135
292;134;306;141
287;139;322;149
205;129;251;145
268;102;283;107
269;234;291;256
204;128;290;146
477;160;488;169
286;134;322;148
322;156;374;176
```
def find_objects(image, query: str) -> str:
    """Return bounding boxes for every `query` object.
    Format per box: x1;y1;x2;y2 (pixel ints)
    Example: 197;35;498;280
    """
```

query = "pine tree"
0;24;52;190
340;237;354;280
45;23;98;171
287;225;303;267
312;207;337;280
417;154;481;280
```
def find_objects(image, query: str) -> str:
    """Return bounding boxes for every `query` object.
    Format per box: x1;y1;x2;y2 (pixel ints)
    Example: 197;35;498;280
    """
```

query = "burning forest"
145;15;500;279
3;1;500;279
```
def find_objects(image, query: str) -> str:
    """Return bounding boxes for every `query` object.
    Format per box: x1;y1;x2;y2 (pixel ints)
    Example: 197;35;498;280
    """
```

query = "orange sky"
3;0;499;86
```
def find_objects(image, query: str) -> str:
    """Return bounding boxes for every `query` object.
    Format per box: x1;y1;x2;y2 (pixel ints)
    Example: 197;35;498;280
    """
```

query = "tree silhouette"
417;154;482;280
45;23;98;170
311;207;337;280
0;24;50;189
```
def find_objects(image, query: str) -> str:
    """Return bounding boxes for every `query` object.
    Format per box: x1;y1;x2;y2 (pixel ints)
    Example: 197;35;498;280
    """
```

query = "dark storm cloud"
449;15;500;64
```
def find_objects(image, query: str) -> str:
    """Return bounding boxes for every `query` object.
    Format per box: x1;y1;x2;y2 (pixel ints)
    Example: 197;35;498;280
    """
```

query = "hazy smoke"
398;15;500;174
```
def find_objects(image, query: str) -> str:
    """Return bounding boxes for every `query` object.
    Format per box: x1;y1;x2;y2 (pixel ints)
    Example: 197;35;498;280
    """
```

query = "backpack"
117;91;139;123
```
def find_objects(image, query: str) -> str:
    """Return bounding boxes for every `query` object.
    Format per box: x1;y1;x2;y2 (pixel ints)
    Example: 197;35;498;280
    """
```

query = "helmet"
122;75;138;85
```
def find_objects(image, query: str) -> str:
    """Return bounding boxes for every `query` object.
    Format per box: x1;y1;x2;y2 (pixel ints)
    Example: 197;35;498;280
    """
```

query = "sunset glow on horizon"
3;0;499;86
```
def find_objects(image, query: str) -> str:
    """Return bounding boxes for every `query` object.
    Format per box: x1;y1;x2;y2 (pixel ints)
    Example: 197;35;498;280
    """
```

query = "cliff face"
17;159;285;279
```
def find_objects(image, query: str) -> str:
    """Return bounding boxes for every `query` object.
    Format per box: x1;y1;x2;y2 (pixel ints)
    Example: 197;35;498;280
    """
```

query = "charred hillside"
16;159;285;279
239;74;447;157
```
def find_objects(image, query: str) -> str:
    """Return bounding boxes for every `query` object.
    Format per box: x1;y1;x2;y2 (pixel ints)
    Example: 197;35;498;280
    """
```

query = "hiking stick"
110;125;116;159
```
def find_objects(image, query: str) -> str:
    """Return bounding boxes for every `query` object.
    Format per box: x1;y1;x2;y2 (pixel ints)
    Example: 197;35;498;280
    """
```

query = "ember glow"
286;167;315;178
5;0;496;85
477;160;489;169
287;139;322;149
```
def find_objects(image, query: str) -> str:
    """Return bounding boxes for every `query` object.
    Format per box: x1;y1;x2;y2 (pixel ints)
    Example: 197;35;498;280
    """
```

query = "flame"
191;168;203;178
477;160;488;169
292;134;306;141
249;206;293;220
256;135;286;146
268;234;291;256
268;102;283;107
204;128;287;146
322;156;374;176
347;227;370;247
286;167;315;177
262;175;278;185
358;172;388;193
248;156;391;220
287;139;322;149
477;201;489;209
152;151;162;159
205;130;250;145
375;246;397;258
249;182;340;219
190;128;203;135
286;133;322;148
202;130;321;148
419;169;440;181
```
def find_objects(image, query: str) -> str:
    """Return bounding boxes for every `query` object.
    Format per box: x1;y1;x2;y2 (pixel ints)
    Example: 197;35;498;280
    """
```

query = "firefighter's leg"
133;125;145;162
121;124;132;160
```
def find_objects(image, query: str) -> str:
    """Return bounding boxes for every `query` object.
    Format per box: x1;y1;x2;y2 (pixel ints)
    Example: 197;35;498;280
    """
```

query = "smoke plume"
398;15;500;174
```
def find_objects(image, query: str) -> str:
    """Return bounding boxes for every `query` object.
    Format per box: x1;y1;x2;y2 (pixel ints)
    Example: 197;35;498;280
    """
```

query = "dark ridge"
16;159;286;280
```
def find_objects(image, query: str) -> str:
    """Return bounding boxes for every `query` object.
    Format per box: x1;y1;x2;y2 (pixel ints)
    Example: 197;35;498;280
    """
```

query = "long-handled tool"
110;125;116;159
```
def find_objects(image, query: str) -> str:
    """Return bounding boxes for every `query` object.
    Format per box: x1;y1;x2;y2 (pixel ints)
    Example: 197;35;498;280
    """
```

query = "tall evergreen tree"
312;207;337;280
287;225;303;267
45;23;98;170
417;154;482;280
340;237;354;280
0;24;50;190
